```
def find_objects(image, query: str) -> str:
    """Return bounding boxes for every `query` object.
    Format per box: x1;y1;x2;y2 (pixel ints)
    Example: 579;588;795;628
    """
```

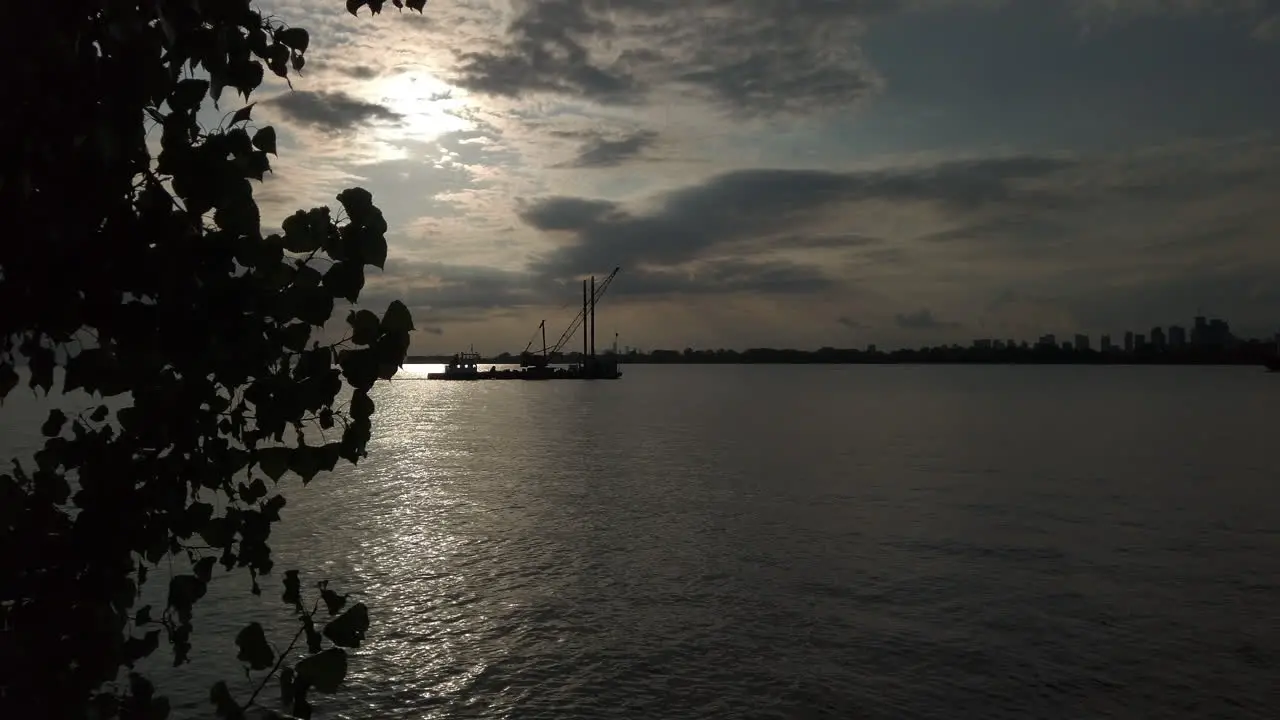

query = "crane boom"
548;267;620;355
521;267;620;367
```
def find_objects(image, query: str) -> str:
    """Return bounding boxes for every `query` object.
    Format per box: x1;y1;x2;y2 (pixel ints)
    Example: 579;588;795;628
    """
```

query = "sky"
232;0;1280;353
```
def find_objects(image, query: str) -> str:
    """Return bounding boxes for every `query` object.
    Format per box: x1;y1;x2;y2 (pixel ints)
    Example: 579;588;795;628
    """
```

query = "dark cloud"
314;62;381;80
614;259;836;297
837;316;866;329
518;197;622;231
265;90;403;131
772;233;883;249
454;0;641;103
520;155;1073;278
447;0;951;114
373;260;540;312
556;130;660;168
894;309;959;330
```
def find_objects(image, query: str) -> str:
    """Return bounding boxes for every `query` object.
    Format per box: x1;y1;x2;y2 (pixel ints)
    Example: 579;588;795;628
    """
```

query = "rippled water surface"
5;364;1280;718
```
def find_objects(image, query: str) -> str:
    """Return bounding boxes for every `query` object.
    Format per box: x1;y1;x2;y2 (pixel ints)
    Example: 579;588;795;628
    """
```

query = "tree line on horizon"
408;338;1279;366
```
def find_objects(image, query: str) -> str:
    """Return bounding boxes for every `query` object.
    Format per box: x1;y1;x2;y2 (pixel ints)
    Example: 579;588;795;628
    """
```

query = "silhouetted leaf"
28;347;55;394
340;417;372;462
320;588;347;616
257;447;291;482
209;680;243;718
172;624;192;666
323;603;368;648
214;195;261;236
41;409;66;437
336;187;375;220
170;79;210;113
117;406;142;434
0;363;17;402
201;517;234;549
408;0;427;11
241;151;271;181
283;570;302;608
358;228;388;269
281;666;297;707
263;494;287;522
322;262;364;303
63;348;99;394
230;102;255;126
347;0;369;16
303;614;323;653
350;390;374;421
279;28;310;52
289;445;321;485
235;622;275;670
266;43;290;79
296;648;347;692
348;309;380;346
253;126;277;155
381;300;414;334
294;286;334;327
187;502;214;529
293;262;322;290
193;557;217;584
282;322;311;352
339;349;378;392
136;605;152;625
319;442;342;470
240;478;267;503
90;405;108;422
282;210;322;253
228;59;265;101
167;575;207;624
123;630;161;666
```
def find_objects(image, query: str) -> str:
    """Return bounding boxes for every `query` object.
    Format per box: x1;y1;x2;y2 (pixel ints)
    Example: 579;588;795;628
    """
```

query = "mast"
582;279;588;361
540;320;547;359
590;275;596;359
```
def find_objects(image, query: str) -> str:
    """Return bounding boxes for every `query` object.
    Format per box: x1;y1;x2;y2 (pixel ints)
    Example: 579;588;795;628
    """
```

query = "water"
4;365;1279;718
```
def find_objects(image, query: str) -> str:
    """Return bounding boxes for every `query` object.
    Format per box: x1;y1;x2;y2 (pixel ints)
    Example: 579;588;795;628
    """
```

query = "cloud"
454;0;642;103
519;155;1074;278
1255;14;1280;40
555;130;660;168
331;64;381;80
614;259;837;297
446;0;952;115
894;309;959;330
837;316;866;330
265;90;404;131
1070;0;1280;37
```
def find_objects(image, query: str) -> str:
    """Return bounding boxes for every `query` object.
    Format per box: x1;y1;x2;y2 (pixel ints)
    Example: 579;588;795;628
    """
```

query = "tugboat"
427;347;483;379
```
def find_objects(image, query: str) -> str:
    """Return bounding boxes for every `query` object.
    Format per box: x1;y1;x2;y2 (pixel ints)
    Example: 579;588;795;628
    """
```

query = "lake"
3;364;1278;718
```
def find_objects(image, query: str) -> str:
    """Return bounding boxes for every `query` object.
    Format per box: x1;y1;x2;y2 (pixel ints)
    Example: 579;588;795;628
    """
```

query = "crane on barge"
520;267;621;370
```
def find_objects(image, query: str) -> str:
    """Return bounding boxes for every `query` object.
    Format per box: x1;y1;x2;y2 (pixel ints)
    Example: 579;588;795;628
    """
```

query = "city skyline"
410;311;1277;360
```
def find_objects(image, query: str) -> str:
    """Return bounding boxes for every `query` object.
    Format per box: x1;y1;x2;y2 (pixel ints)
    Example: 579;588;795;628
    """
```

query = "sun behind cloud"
372;70;472;144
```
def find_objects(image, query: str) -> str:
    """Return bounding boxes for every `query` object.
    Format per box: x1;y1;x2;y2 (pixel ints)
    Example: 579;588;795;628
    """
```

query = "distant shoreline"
408;345;1277;367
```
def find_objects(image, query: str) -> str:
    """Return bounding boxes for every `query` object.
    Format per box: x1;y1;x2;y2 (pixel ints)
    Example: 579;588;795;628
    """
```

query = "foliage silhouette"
1;1;425;717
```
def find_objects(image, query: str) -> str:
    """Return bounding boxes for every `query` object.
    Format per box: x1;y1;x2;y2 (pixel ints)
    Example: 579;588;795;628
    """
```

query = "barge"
428;269;623;381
